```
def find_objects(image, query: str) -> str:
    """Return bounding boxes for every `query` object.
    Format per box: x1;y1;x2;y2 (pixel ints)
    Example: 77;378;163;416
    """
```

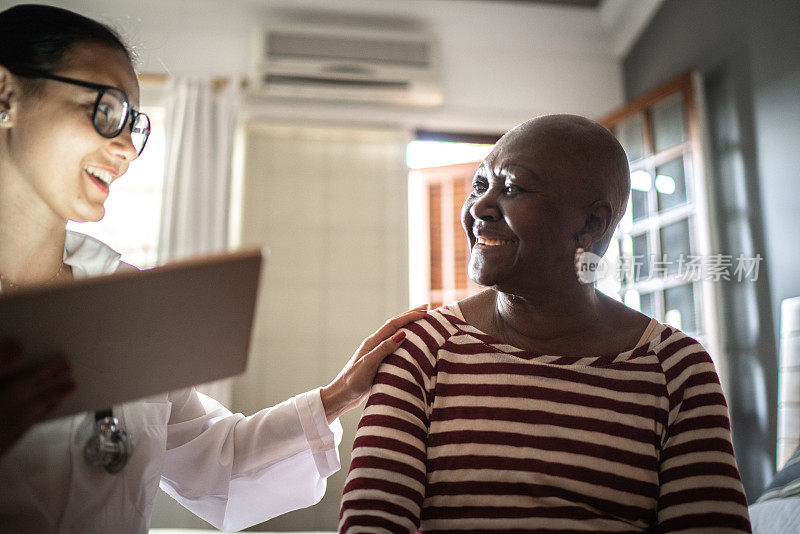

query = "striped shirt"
340;307;751;533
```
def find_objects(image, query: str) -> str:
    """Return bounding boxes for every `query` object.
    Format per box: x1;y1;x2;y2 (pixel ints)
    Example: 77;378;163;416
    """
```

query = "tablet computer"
0;248;263;419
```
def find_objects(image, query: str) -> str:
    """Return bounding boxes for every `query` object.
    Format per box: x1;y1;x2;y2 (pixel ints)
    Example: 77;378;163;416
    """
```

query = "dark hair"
0;4;132;78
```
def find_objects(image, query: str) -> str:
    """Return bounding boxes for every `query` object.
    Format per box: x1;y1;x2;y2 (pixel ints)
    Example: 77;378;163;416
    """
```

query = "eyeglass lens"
93;88;150;155
94;89;127;136
131;115;150;156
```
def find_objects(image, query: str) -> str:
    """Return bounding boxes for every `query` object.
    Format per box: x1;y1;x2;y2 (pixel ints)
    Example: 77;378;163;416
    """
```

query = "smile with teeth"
476;236;513;246
84;165;115;186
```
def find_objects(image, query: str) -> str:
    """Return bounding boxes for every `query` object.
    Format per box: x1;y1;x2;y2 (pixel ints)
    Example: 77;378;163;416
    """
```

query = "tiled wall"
233;122;410;530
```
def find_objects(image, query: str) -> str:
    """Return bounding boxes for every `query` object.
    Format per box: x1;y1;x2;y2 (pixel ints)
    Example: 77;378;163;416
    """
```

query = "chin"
468;262;504;288
70;207;105;224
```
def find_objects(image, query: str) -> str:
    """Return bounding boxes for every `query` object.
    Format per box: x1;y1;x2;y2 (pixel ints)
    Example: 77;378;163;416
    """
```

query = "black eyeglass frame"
10;68;150;155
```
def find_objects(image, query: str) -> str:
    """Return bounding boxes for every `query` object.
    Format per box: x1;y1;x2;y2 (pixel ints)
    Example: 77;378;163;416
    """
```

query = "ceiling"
261;0;663;59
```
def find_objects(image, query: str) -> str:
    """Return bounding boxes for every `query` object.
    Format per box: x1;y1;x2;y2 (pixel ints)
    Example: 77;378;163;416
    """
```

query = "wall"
234;123;410;530
623;0;800;501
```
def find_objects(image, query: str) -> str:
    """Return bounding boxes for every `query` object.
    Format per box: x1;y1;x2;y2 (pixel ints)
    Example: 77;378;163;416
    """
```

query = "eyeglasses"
11;69;150;156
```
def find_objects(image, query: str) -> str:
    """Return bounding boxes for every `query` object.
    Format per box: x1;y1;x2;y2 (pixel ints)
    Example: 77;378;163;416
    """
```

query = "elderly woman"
339;115;751;532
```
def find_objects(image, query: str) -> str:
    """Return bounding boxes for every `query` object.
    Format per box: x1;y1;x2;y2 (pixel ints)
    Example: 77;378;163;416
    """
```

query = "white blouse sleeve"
159;386;343;532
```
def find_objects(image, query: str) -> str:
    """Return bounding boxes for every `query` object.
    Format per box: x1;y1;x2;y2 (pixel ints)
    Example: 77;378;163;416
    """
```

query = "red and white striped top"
340;307;751;533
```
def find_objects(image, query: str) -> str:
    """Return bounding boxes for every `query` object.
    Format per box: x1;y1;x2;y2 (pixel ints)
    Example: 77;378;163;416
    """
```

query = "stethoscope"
83;408;133;474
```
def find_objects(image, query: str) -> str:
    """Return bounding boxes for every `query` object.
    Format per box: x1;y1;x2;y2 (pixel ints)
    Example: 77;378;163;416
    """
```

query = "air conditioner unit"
250;25;442;107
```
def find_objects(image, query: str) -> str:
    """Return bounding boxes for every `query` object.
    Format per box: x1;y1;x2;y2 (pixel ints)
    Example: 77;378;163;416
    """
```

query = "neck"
0;173;68;287
493;281;602;344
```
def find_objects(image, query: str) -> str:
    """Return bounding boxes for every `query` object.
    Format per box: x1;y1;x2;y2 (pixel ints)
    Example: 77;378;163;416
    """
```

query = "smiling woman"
0;6;426;532
459;118;629;296
340;115;752;532
4;41;141;225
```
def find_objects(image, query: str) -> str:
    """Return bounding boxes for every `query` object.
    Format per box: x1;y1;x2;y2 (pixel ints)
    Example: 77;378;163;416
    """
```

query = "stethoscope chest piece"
83;410;133;474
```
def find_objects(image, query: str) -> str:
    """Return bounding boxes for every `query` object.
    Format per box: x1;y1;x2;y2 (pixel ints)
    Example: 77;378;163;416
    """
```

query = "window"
407;137;496;308
599;72;720;353
67;106;165;268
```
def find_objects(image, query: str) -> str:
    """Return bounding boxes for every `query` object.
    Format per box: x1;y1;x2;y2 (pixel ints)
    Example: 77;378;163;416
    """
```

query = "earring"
574;248;587;283
0;111;9;123
574;247;602;285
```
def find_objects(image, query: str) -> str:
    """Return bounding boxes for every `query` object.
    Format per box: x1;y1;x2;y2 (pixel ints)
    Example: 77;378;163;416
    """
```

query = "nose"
108;128;139;163
469;185;501;222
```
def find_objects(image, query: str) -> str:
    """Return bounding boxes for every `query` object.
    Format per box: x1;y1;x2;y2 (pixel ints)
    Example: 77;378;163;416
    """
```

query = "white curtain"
159;77;239;262
159;78;240;406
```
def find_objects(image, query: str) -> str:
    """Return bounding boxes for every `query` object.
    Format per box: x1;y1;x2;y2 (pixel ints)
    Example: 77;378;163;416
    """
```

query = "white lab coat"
0;232;343;533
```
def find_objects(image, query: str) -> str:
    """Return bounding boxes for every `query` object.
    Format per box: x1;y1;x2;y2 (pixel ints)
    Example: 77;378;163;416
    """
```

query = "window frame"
600;71;727;384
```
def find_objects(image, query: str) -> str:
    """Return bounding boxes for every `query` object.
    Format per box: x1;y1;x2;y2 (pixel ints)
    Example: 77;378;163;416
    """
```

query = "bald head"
497;114;630;254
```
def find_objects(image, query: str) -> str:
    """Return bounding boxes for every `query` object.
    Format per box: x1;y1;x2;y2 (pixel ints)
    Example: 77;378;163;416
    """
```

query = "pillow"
758;445;800;502
748;497;800;533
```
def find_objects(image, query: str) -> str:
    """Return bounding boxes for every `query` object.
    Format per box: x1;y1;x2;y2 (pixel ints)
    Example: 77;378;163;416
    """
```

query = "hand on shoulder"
320;304;428;423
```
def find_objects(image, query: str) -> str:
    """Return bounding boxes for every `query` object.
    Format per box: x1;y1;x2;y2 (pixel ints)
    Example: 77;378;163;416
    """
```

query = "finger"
25;381;75;421
357;330;408;373
0;378;75;412
358;305;428;355
1;377;76;433
4;383;72;426
0;352;68;383
0;358;73;407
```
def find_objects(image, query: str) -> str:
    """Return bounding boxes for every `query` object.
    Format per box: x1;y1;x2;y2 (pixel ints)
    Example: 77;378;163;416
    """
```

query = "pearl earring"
0;111;9;123
574;247;603;285
574;248;587;283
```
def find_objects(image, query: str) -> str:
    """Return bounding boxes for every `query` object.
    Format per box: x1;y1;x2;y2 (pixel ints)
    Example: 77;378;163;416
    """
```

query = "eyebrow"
504;163;543;182
478;161;544;185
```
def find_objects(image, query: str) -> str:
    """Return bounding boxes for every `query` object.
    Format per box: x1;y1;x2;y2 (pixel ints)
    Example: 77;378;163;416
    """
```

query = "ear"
0;64;21;127
577;200;612;250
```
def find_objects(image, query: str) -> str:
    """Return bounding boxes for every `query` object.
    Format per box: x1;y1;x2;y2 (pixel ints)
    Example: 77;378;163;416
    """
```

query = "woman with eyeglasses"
0;5;426;532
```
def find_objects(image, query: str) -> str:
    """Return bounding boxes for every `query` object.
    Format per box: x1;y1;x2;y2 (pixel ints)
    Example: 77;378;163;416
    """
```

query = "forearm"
163;387;343;530
320;381;351;424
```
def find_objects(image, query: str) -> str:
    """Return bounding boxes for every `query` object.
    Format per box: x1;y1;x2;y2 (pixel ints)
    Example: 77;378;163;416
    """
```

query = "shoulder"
64;230;123;276
651;325;723;398
404;307;462;349
381;308;461;382
597;292;654;350
651;325;715;370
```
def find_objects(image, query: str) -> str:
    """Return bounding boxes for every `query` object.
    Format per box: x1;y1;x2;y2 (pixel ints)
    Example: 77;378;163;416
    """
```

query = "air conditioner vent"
267;32;430;67
264;74;409;90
